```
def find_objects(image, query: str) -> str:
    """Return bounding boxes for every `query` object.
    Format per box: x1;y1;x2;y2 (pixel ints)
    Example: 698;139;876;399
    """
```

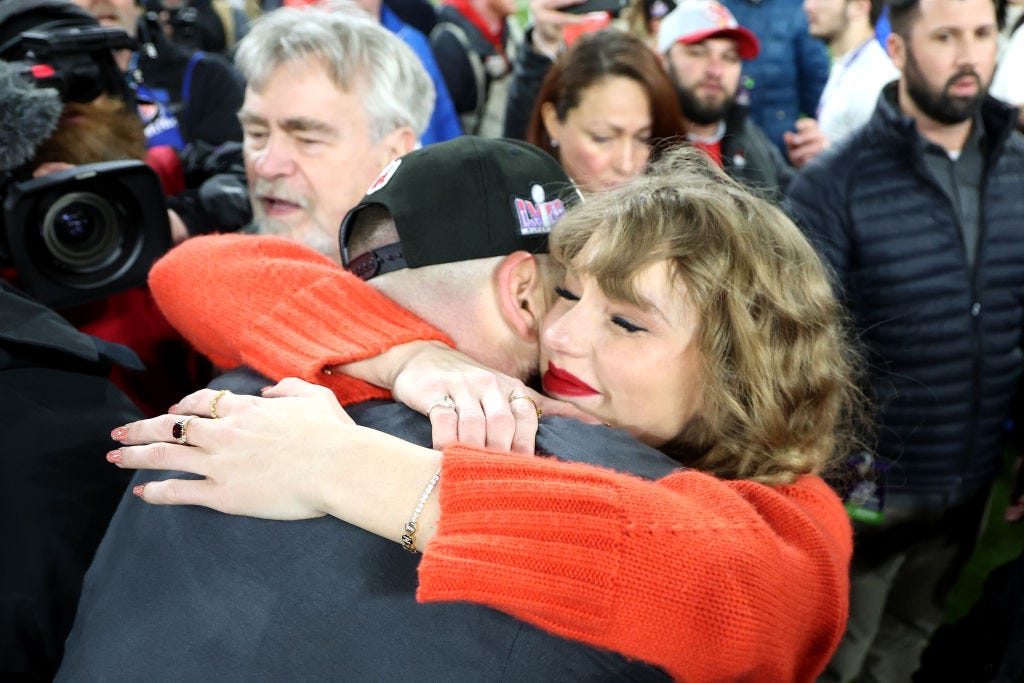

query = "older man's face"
239;60;400;260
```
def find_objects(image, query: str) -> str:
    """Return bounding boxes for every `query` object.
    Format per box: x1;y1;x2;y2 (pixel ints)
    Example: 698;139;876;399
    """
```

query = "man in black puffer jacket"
785;0;1024;680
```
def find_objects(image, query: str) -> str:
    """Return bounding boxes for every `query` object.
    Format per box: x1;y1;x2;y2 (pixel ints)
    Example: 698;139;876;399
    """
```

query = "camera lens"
41;192;122;272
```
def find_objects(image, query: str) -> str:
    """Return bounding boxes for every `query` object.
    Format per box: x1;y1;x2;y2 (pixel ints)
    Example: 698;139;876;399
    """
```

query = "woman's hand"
336;341;597;454
111;378;446;547
109;379;354;519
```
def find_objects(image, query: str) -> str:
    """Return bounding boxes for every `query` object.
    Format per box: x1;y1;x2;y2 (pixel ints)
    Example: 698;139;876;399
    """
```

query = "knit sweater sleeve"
148;234;453;404
419;445;852;682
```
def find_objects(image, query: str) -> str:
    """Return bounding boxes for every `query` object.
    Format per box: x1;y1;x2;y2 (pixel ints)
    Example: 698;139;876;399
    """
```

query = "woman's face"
541;76;653;193
539;260;704;447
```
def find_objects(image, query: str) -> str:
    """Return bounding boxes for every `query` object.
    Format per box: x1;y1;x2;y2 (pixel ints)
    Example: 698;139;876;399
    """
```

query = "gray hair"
234;6;434;142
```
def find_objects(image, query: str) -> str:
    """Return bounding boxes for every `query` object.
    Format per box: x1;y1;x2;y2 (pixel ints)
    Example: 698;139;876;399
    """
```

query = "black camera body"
1;161;170;310
0;18;173;310
3;25;134;104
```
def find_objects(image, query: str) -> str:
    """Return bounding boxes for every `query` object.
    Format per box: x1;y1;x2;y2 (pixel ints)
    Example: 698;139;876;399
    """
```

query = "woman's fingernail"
260;386;273;393
111;426;128;441
168;403;179;414
106;449;122;464
132;484;146;498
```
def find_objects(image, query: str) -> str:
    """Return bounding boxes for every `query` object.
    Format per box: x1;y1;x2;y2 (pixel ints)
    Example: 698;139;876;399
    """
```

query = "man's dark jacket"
785;83;1024;512
0;282;140;681
719;103;794;200
58;379;676;680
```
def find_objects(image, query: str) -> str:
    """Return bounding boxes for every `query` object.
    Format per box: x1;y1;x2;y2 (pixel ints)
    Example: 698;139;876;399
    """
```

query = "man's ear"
375;126;418;168
496;251;543;342
886;31;905;70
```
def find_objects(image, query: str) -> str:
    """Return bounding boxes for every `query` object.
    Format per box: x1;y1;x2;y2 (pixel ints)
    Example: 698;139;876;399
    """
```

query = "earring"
550;139;559;148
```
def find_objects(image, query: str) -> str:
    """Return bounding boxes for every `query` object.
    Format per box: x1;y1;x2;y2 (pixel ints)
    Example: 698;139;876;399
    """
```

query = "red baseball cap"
656;0;760;59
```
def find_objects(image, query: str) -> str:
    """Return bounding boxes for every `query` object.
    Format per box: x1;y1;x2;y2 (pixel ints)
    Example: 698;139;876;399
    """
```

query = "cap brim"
678;26;760;60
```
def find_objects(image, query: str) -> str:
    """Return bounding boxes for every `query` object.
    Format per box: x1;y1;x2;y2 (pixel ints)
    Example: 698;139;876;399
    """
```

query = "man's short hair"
233;7;434;143
868;0;886;27
887;0;921;36
886;0;992;36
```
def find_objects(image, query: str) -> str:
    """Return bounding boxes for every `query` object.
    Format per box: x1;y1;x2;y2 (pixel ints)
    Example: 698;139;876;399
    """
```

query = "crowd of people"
1;0;1022;679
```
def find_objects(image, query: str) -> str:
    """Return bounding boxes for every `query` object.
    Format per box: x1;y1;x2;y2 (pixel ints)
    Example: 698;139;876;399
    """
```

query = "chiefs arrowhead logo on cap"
366;158;402;195
705;1;736;28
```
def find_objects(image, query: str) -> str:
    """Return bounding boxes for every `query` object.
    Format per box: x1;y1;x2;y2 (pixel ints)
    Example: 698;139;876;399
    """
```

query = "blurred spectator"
522;29;686;193
430;0;523;136
622;0;676;49
721;0;831;154
785;0;898;167
387;0;437;35
997;0;1024;49
657;0;793;196
784;0;1024;678
71;0;245;150
991;18;1024;129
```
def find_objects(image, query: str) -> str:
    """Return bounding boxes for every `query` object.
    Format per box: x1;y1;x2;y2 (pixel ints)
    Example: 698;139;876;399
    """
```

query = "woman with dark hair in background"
521;29;685;193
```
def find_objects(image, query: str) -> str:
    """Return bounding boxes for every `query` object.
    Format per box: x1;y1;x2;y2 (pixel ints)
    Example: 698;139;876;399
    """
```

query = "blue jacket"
382;4;464;145
723;0;830;154
785;84;1024;512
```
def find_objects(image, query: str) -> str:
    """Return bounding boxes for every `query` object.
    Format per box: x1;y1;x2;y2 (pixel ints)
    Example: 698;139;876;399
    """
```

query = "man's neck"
829;24;875;61
687;120;723;140
898;84;975;153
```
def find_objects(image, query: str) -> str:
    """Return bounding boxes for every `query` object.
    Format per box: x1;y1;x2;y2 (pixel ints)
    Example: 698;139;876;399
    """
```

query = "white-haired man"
234;7;434;260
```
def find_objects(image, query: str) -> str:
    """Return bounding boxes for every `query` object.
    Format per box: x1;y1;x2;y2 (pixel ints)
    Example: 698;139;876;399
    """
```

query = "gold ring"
171;415;196;445
508;394;542;420
210;389;229;419
427;394;457;414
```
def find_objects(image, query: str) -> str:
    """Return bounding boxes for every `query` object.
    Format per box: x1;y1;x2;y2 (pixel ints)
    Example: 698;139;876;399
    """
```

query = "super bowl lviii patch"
512;183;566;236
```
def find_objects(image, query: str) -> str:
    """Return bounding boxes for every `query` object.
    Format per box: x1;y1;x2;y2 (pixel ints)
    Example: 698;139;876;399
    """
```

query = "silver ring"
427;394;457;414
172;415;196;445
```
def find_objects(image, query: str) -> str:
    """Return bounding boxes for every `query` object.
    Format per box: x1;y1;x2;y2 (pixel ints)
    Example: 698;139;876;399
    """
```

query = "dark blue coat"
723;0;831;153
785;84;1024;511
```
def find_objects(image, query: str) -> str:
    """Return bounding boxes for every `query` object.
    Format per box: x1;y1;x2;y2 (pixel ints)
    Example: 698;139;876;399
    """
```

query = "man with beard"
785;0;1024;679
785;0;899;167
656;0;793;199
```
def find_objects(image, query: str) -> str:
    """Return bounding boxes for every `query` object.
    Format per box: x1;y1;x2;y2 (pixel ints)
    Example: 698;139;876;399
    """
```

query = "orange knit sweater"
149;234;853;682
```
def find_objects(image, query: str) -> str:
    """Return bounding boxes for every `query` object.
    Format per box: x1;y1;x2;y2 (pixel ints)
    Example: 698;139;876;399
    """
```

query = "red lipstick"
542;363;599;397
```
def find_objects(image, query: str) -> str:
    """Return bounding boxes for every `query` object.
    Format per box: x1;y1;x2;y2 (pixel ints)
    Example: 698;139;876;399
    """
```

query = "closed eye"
554;286;579;301
612;316;647;333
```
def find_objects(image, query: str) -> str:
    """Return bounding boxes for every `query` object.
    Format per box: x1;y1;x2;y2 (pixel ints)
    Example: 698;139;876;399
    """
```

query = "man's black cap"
340;136;580;280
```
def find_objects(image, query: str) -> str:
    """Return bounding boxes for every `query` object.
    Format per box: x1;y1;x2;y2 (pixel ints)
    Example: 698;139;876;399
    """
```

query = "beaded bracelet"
401;467;442;553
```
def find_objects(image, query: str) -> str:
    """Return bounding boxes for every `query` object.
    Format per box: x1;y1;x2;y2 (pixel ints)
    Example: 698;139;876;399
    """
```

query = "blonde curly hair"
550;146;866;484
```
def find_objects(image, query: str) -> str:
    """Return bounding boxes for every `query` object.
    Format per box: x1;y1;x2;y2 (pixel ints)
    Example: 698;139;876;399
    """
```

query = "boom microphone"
0;59;63;172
